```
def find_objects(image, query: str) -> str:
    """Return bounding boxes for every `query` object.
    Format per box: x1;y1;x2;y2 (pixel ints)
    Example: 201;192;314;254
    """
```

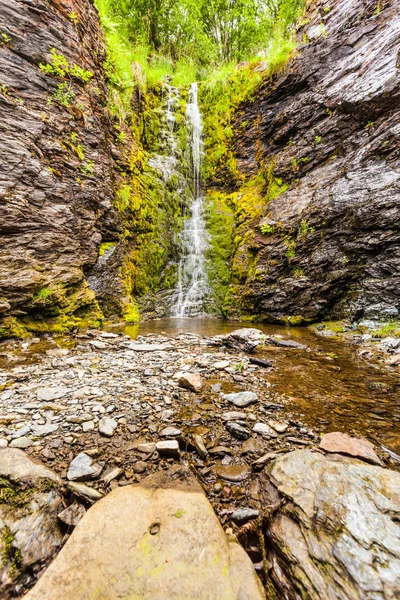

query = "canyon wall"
0;0;119;337
225;0;400;323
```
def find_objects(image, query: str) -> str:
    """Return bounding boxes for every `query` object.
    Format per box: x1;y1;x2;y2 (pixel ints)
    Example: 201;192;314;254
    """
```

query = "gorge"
0;0;399;598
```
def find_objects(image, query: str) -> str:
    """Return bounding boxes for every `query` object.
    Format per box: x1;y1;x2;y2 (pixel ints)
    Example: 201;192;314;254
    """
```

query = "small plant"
284;236;296;259
0;84;9;96
375;1;381;15
80;160;95;175
69;11;79;25
341;255;349;265
315;135;322;144
293;267;305;278
52;82;75;107
115;130;127;143
259;224;275;235
232;361;245;372
323;6;332;13
40;48;93;83
0;32;11;45
364;121;375;129
298;219;315;238
70;131;78;142
318;23;329;37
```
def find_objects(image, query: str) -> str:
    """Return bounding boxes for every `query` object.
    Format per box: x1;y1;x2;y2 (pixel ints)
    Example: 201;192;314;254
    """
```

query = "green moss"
99;242;116;257
371;321;400;338
122;302;140;323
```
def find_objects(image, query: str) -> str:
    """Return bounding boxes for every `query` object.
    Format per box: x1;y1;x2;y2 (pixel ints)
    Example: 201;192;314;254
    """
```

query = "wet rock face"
0;0;118;332
231;0;400;322
264;449;400;599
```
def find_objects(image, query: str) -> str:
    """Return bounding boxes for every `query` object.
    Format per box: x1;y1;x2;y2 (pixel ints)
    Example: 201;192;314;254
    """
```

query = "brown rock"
319;432;382;465
178;373;203;393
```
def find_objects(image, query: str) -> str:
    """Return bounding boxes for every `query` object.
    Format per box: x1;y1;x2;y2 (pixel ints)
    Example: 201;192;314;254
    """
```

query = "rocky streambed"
0;326;399;598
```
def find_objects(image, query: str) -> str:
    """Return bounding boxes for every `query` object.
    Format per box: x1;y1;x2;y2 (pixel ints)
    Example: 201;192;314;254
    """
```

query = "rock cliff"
0;0;118;337
226;0;400;323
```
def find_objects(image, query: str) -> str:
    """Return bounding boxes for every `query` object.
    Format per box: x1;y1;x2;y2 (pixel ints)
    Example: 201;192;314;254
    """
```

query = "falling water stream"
172;83;209;317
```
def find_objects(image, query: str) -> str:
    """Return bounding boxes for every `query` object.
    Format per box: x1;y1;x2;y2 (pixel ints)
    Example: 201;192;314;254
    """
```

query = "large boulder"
24;466;265;600
0;449;63;599
263;449;400;599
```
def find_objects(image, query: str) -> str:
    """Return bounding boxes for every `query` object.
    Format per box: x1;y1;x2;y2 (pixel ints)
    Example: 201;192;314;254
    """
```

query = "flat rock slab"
24;466;264;600
319;431;382;465
0;448;61;484
222;391;258;407
266;449;400;599
67;453;102;481
126;343;172;352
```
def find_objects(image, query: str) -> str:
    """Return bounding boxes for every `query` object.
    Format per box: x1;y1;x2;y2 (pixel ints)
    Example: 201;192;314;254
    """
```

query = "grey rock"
227;422;249;440
32;422;58;437
37;387;70;401
67;453;102;482
231;508;259;525
253;423;277;438
98;417;117;437
193;434;208;459
58;503;86;527
137;442;156;454
67;482;103;502
265;449;400;599
222;391;258;408
160;426;181;437
10;436;33;449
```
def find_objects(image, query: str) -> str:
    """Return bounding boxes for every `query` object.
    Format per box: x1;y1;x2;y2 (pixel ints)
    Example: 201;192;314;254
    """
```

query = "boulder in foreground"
264;449;400;599
24;466;265;600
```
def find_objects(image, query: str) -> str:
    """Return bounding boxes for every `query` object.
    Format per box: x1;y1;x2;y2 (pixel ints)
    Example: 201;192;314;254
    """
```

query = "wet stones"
231;508;259;526
252;423;277;438
178;373;203;393
222;391;258;408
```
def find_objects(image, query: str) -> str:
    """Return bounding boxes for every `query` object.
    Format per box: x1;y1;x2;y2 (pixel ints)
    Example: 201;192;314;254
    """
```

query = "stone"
102;467;123;484
137;442;156;454
37;387;69;401
67;453;102;481
226;422;249;440
213;464;250;483
133;461;147;474
126;343;172;352
253;423;277;437
193;434;208;459
178;373;203;393
156;440;180;459
249;357;273;368
9;436;33;449
0;438;8;448
210;329;266;353
252;452;279;470
89;340;107;350
11;424;31;439
58;503;86;528
241;438;265;455
264;449;400;599
268;420;288;433
82;420;95;432
269;337;306;349
221;411;247;421
0;450;63;595
231;508;259;525
24;467;265;600
222;391;258;407
98;417;118;437
0;448;61;484
319;432;382;465
32;422;58;437
68;482;103;502
214;360;230;370
160;426;181;437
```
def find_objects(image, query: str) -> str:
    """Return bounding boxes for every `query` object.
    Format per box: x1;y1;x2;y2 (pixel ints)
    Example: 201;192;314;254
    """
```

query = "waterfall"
172;83;209;317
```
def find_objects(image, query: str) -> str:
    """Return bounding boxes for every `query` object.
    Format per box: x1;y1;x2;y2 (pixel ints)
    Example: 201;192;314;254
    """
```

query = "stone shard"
98;417;118;437
67;453;102;482
319;431;382;465
264;449;400;599
156;440;180;458
24;466;265;600
178;372;203;393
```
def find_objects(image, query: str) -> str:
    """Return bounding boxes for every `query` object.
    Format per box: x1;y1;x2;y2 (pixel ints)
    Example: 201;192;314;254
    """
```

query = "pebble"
133;461;147;474
268;420;288;433
58;503;86;527
68;482;103;502
231;508;259;525
178;373;203;393
98;417;117;437
213;464;250;482
67;452;101;481
156;440;180;458
252;423;277;437
102;466;123;484
37;387;69;401
10;436;32;449
0;438;8;448
222;391;258;408
193;434;208;458
82;421;95;432
160;426;181;437
226;422;249;440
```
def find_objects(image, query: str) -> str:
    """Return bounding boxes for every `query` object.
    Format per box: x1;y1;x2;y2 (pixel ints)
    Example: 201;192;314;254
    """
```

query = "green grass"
372;322;400;338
